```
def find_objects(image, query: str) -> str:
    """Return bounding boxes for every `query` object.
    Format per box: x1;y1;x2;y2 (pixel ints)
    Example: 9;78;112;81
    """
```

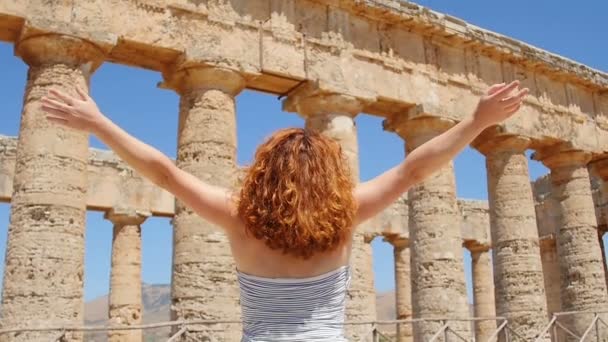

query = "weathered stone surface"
389;238;412;342
164;65;245;341
474;135;548;340
87;148;175;216
458;199;491;248
0;1;606;153
0;0;606;339
532;174;561;239
539;238;561;315
1;34;103;342
1;135;492;245
532;183;563;315
469;247;496;342
0;135;16;203
588;160;608;293
535;148;608;339
372;193;408;239
386;117;470;341
348;233;377;341
105;208;149;342
539;237;565;341
0;136;174;215
375;195;491;248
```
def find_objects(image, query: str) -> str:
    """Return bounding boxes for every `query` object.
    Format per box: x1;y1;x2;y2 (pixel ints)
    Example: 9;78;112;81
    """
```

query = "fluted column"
469;246;496;342
105;208;149;342
162;65;245;341
1;32;104;342
536;148;608;339
473;135;548;340
283;84;376;341
385;116;470;341
389;238;412;342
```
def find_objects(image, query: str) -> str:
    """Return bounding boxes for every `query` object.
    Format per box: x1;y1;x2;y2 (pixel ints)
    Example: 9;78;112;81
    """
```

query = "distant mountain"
84;284;171;342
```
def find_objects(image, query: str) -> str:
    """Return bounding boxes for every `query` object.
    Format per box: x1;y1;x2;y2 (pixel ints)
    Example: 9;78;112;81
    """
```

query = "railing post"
579;314;599;341
553;322;558;342
167;326;187;342
596;315;600;342
49;330;65;342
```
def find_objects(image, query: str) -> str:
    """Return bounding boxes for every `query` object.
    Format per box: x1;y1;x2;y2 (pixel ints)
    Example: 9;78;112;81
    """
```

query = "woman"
41;80;527;341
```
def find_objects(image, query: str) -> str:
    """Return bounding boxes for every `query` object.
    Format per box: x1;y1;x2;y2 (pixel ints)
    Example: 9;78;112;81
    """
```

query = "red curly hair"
236;128;357;259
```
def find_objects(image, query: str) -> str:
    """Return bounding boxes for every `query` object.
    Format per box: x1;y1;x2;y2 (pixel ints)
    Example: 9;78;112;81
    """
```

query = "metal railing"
0;311;606;341
534;310;608;342
369;317;515;342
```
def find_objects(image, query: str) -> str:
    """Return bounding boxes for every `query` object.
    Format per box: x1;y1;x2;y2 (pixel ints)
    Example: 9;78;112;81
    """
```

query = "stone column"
105;208;149;342
469;246;496;342
473;135;548;340
590;159;608;290
536;148;608;338
386;116;470;341
283;84;376;341
390;238;412;342
1;33;103;342
162;65;245;341
539;238;562;313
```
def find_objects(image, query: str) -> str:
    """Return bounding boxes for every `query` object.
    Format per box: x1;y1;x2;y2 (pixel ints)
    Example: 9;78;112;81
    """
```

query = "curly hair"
236;128;357;259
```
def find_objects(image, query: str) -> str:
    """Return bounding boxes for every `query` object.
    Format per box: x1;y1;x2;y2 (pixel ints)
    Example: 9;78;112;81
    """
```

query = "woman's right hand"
471;80;528;129
41;86;105;133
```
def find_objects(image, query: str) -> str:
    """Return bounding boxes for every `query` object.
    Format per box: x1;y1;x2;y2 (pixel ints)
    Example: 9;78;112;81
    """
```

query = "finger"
500;97;522;108
46;115;69;124
41;105;69;117
491;80;520;98
506;103;522;114
503;102;521;113
41;97;72;112
500;88;529;107
75;85;89;101
48;88;75;105
487;83;506;95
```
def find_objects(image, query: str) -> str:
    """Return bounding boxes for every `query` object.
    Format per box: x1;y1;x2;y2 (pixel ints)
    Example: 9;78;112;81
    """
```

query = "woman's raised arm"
41;87;240;231
354;81;528;225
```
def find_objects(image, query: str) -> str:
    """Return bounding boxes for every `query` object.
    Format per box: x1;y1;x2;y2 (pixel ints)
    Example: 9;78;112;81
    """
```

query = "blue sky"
0;1;606;303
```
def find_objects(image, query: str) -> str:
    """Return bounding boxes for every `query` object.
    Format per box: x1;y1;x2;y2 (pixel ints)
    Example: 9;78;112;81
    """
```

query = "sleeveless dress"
237;266;352;341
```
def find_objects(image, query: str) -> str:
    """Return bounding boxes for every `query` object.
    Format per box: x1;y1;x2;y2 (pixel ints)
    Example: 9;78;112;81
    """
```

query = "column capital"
15;31;105;71
532;144;592;170
383;108;455;137
384;235;410;249
282;82;363;118
105;207;151;226
160;63;246;96
471;130;531;156
464;241;491;254
589;157;608;181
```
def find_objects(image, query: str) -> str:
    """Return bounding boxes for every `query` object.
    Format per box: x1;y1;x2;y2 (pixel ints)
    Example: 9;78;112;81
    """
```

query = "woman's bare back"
227;223;353;279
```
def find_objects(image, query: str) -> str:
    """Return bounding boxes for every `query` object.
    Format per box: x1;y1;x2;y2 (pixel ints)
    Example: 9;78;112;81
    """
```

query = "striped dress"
237;266;352;341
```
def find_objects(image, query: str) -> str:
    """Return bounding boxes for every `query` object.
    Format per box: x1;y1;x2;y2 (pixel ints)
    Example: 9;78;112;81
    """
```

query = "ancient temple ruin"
0;0;607;341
